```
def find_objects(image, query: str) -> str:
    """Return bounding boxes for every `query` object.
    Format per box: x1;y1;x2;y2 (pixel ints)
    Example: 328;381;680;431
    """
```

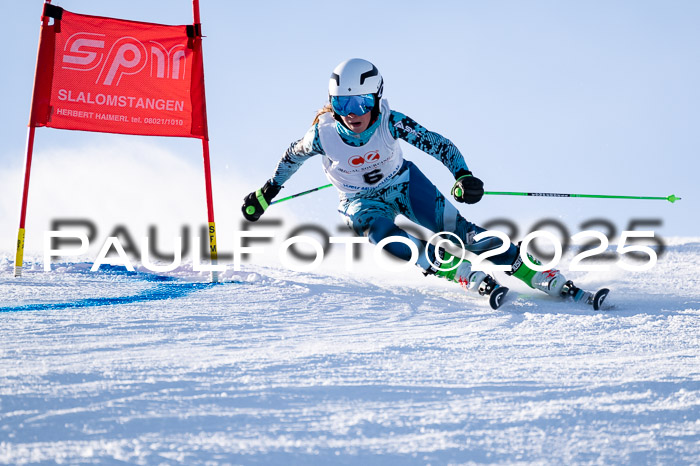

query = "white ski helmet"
329;58;383;98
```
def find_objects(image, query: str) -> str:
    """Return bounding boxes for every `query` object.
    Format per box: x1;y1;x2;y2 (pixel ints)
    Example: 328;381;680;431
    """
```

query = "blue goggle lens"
331;94;376;116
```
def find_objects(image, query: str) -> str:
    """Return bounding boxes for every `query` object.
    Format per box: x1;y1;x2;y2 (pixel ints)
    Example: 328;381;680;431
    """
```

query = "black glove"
451;171;484;204
242;180;282;221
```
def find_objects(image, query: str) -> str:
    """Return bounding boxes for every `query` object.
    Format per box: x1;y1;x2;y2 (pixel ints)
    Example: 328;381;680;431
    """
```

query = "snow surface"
1;239;699;465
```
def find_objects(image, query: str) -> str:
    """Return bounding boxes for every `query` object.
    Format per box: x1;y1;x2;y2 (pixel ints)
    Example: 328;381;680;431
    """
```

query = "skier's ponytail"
312;103;333;126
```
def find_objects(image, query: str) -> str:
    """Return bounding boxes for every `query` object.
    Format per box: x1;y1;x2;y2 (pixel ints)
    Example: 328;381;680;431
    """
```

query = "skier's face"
339;111;372;133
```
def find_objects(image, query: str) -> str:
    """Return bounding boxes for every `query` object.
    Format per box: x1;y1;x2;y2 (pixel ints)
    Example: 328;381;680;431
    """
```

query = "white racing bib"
317;99;403;193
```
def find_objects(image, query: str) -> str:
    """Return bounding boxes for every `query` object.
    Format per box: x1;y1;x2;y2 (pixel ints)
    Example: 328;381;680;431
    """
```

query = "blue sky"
1;0;698;257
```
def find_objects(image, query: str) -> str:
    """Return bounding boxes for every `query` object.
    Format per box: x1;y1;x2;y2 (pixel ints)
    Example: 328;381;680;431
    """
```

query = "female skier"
242;58;594;308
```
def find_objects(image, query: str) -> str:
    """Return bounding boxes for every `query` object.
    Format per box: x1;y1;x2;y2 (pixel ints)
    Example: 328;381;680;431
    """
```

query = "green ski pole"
270;184;333;205
484;191;681;203
270;184;681;206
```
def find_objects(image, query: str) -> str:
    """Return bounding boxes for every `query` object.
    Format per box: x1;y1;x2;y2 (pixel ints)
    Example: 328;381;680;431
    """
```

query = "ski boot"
531;269;567;297
509;250;610;310
426;249;509;310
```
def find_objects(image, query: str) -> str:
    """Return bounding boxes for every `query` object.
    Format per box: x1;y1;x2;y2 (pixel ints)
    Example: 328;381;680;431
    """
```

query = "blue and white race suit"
270;99;517;269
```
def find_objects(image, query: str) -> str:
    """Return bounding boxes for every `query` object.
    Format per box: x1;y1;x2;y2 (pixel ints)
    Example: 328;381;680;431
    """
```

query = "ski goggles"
330;94;376;116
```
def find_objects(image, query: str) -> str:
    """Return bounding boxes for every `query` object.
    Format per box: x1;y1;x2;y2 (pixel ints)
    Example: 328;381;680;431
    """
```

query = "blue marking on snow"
0;265;224;313
62;264;178;282
0;283;217;313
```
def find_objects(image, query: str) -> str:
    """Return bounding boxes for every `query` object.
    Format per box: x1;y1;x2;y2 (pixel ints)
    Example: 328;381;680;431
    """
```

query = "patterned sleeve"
388;110;470;178
269;124;324;186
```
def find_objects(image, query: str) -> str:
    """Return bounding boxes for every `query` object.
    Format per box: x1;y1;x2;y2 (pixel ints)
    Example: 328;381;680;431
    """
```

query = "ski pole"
270;183;333;205
271;183;681;206
484;191;681;203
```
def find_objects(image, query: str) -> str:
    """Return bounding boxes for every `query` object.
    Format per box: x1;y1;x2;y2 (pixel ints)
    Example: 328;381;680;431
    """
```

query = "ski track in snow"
0;241;699;465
